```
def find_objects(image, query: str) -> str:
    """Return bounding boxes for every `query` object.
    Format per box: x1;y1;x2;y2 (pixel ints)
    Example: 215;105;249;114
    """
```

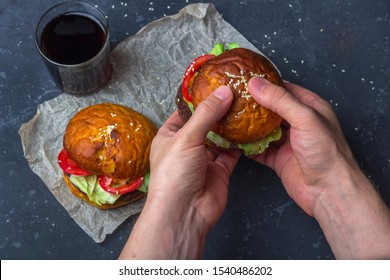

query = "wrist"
120;188;209;259
313;164;390;259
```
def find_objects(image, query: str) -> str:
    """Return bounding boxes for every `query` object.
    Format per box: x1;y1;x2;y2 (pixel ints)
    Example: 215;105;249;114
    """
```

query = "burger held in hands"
177;43;284;155
58;103;157;209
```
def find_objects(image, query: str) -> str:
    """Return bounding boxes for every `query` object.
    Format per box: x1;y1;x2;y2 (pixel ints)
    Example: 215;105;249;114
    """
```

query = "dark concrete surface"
1;0;389;259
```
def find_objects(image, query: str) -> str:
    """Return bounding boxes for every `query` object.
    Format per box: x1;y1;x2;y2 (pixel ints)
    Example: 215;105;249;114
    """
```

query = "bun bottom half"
63;173;146;210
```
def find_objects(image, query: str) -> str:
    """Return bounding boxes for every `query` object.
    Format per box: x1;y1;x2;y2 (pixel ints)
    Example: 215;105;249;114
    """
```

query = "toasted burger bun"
63;173;145;210
63;103;157;180
180;47;283;145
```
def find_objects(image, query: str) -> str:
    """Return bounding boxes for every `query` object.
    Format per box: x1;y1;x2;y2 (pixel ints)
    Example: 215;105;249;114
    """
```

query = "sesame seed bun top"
63;103;157;179
191;48;284;144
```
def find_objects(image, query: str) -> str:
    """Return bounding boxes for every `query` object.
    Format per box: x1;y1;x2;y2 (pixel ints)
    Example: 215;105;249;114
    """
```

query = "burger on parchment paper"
176;43;284;155
57;103;157;209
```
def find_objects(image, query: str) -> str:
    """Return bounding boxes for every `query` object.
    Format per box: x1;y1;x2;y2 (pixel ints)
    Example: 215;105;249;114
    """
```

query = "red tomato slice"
58;148;92;176
182;54;215;103
98;175;144;195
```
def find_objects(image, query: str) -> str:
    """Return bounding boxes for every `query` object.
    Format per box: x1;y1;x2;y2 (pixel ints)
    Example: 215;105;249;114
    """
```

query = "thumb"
248;77;308;128
183;86;233;143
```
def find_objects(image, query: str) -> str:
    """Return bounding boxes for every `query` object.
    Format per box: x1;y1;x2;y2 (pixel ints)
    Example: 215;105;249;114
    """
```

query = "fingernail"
213;86;232;101
249;76;268;94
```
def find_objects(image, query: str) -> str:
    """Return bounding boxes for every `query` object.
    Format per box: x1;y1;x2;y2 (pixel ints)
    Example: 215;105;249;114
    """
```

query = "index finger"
159;111;185;134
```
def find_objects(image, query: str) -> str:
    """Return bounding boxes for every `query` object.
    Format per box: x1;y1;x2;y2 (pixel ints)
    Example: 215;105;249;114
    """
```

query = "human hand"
248;77;390;259
248;77;356;216
148;85;241;228
119;86;240;259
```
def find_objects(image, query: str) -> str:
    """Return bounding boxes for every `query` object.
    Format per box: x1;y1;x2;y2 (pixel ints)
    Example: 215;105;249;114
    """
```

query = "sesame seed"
225;71;264;100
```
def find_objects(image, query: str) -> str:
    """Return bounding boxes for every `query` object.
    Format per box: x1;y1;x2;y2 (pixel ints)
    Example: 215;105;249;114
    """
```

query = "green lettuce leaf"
227;42;240;50
209;43;225;56
237;127;282;155
69;174;120;206
69;172;150;205
209;42;240;56
206;127;282;156
136;172;150;193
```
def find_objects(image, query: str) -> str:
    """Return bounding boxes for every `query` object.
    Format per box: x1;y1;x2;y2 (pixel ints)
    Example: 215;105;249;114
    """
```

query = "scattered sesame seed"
225;71;264;100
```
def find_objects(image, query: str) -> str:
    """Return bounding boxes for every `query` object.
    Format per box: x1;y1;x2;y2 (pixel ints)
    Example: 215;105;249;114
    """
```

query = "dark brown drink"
40;13;106;65
35;3;111;95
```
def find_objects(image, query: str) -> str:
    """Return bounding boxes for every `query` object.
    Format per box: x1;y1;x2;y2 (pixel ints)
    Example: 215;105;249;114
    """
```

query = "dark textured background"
1;0;389;259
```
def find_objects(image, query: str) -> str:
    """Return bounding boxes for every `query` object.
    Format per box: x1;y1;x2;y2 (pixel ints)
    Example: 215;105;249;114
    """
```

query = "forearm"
119;195;209;259
314;166;390;259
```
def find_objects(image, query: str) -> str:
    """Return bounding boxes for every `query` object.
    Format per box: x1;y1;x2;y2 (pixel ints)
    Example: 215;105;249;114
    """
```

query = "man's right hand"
248;77;390;259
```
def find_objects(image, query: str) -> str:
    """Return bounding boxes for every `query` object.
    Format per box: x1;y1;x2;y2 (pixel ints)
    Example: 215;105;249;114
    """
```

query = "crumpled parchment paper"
19;3;261;243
